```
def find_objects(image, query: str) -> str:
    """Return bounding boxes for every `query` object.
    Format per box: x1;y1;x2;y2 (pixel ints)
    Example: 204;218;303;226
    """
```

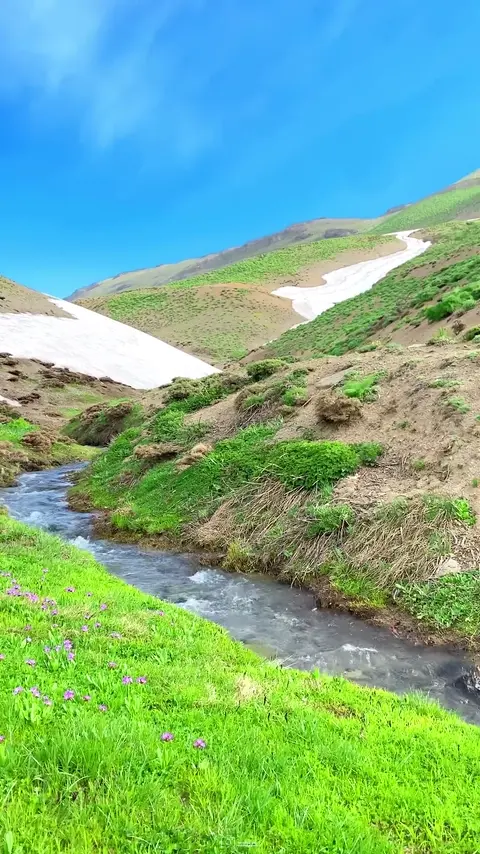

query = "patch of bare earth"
0;353;139;430
271;238;403;288
0;275;69;317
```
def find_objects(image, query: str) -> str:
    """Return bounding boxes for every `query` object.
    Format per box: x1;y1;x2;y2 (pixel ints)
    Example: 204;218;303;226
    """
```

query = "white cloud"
0;0;213;156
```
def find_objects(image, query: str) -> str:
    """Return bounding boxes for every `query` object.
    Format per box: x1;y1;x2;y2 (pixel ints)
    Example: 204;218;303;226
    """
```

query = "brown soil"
0;353;139;430
0;275;69;317
271;238;403;288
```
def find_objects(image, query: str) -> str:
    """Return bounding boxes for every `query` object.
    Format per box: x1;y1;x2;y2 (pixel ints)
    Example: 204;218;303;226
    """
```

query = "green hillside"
262;219;480;360
371;184;480;233
2;513;480;850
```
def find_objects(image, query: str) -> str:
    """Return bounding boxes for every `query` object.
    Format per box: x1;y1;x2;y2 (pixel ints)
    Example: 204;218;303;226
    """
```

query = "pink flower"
100;604;107;612
98;704;108;712
63;690;75;701
122;676;133;685
82;695;91;702
67;652;75;662
63;640;73;651
13;686;23;695
161;732;174;742
108;662;117;669
43;697;52;707
0;654;5;661
193;739;207;750
30;687;41;698
25;659;36;667
136;676;147;684
81;625;88;633
0;736;5;744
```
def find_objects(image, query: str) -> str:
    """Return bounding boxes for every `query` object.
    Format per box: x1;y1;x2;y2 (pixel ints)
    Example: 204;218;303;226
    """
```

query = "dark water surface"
1;465;479;724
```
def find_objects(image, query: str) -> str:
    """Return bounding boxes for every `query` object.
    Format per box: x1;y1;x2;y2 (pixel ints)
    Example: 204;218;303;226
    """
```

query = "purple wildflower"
0;654;5;661
193;739;207;750
63;690;75;701
67;652;75;662
52;611;58;617
25;659;36;667
44;646;51;654
122;676;133;685
63;639;73;651
136;676;147;684
94;622;101;629
81;625;88;633
82;695;91;702
43;696;52;707
0;736;5;744
66;587;75;593
98;704;108;712
108;662;117;669
100;603;107;612
30;687;41;698
13;686;23;695
161;732;174;742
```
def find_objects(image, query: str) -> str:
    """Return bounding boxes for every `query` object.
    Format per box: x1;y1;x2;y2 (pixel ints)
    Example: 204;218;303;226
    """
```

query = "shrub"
306;503;355;537
342;372;383;401
246;359;286;382
463;325;480;341
282;386;308;407
446;396;470;414
270;441;373;490
424;496;476;526
239;393;267;412
427;327;454;346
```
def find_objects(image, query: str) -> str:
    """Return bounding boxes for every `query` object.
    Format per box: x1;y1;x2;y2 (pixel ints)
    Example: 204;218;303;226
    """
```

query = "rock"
454;666;480;700
315;391;362;424
176;442;213;471
316;369;351;390
133;442;180;463
434;557;463;578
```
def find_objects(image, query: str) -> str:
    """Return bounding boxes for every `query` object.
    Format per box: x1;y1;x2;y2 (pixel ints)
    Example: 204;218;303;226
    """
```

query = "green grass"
342;372;384;401
265;221;480;359
370;185;480;232
76;413;382;536
446;396;471;414
424;280;480;322
397;571;480;635
0;418;37;443
1;514;480;852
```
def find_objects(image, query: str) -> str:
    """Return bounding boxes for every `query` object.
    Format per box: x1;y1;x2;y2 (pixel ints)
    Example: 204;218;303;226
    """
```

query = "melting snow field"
0;298;218;389
272;230;431;321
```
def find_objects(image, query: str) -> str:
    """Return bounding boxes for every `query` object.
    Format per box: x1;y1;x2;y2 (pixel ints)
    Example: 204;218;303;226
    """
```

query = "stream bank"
1;463;480;724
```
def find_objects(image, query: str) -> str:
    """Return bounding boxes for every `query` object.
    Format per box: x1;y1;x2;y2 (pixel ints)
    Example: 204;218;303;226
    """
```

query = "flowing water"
1;465;479;724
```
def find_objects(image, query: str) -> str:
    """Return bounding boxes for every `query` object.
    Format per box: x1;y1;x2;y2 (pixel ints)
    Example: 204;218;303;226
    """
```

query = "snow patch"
0;297;218;390
0;395;21;407
272;231;431;321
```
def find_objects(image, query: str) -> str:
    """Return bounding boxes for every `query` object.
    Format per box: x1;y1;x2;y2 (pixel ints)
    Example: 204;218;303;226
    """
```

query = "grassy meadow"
1;514;480;852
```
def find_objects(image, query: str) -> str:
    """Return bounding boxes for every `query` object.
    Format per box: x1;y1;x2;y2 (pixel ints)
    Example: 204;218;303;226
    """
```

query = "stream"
1;464;479;724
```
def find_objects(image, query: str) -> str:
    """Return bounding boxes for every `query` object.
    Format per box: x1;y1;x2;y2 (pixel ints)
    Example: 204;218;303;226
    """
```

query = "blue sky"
0;0;478;298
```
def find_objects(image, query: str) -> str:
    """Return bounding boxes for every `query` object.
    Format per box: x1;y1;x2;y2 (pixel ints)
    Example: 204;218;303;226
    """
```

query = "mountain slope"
371;170;480;233
0;278;216;388
68;168;479;303
68;217;379;302
77;233;401;365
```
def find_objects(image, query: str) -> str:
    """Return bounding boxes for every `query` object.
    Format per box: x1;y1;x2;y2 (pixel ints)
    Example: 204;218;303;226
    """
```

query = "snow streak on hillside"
272;231;430;321
0;298;218;389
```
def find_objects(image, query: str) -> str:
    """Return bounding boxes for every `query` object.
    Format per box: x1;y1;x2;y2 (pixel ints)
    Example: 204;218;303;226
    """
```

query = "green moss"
306;504;355;537
342;372;384;401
